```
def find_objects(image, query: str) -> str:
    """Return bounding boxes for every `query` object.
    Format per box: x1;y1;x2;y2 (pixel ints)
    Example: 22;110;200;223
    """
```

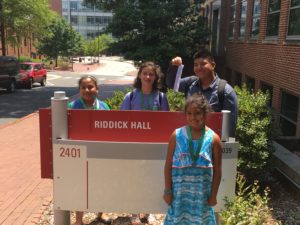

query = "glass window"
71;16;78;25
229;2;237;38
87;16;95;25
261;83;273;107
281;92;299;121
62;1;68;11
251;0;261;37
233;71;242;87
266;0;281;36
239;0;248;38
280;91;299;136
70;1;78;11
246;76;255;90
225;67;232;85
288;0;300;35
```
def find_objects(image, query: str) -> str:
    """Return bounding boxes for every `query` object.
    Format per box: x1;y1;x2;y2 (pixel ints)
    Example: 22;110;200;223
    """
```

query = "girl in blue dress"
164;94;222;225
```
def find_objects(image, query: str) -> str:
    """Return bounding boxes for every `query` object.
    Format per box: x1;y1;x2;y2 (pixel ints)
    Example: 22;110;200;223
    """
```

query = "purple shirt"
120;89;170;111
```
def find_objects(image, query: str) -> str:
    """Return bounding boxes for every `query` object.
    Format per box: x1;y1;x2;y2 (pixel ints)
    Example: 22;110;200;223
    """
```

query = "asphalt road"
0;58;136;126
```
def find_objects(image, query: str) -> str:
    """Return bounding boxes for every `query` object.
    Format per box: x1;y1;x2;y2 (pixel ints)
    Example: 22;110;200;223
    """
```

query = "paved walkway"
0;113;52;225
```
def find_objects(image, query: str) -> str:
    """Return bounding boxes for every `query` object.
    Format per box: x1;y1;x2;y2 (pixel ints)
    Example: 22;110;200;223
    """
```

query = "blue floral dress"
164;126;217;225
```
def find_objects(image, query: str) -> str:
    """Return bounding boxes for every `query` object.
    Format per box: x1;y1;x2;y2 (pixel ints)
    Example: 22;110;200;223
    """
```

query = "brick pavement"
0;113;53;225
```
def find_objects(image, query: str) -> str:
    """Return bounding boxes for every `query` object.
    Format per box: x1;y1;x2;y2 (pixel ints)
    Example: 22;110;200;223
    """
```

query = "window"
70;1;78;11
225;68;232;85
288;0;300;36
266;0;281;36
239;0;248;38
233;71;242;88
245;76;255;90
280;91;299;136
251;0;261;37
261;82;273;107
87;16;95;25
71;16;78;25
229;0;237;38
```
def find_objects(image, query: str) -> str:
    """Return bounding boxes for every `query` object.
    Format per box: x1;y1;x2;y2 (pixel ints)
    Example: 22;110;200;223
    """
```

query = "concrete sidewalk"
0;113;53;225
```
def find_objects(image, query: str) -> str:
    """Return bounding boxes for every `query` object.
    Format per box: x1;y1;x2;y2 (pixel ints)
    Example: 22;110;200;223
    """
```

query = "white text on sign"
94;120;151;130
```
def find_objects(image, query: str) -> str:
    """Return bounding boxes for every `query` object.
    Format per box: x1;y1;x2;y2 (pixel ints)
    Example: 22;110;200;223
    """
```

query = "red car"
18;62;47;89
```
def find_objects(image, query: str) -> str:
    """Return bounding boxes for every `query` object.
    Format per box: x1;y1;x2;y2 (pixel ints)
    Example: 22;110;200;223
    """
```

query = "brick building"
202;0;300;138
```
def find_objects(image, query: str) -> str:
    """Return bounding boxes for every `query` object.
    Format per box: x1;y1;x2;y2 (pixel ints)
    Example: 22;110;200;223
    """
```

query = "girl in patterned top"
163;93;222;225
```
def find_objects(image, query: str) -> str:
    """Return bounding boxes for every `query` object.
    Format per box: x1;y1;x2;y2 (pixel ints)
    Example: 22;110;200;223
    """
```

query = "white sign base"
53;139;238;213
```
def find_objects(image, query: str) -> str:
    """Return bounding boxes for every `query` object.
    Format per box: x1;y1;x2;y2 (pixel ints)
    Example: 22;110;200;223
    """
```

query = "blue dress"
164;126;217;225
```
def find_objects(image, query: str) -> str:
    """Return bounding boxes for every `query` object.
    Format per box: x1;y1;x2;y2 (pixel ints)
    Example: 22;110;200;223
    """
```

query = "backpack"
184;76;227;107
129;90;163;109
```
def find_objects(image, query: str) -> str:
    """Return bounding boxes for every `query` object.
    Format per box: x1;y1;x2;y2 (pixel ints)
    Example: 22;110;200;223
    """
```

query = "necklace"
140;91;154;110
186;124;206;163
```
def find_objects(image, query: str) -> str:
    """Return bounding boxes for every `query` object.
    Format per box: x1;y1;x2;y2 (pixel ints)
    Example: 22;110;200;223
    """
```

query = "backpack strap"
158;92;163;106
217;79;227;108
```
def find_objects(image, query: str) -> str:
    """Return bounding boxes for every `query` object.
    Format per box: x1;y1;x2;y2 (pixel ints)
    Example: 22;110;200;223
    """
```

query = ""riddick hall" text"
94;120;151;130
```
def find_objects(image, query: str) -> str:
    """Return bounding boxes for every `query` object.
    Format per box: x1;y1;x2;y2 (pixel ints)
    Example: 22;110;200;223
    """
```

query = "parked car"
18;62;47;89
0;56;19;93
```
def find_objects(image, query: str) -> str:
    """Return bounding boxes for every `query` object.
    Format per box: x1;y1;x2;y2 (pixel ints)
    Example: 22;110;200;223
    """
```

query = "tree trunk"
0;1;6;56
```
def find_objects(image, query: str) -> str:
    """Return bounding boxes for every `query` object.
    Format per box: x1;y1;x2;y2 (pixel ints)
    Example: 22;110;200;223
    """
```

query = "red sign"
68;110;221;142
40;109;222;178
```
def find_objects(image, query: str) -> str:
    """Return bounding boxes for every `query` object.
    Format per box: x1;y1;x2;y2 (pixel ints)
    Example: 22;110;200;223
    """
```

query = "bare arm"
163;130;176;205
208;133;222;206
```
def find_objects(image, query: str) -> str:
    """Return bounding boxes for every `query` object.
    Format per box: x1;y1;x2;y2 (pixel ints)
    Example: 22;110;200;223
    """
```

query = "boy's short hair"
193;48;215;63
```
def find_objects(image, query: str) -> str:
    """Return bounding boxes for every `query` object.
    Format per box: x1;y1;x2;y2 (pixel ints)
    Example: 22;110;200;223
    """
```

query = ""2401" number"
59;147;81;158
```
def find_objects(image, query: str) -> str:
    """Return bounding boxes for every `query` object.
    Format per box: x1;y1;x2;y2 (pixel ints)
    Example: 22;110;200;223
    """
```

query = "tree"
0;0;53;56
83;0;209;73
37;17;83;66
84;34;113;62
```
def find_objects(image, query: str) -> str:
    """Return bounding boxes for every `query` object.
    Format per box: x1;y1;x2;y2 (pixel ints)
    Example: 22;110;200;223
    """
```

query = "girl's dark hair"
184;93;212;117
133;61;161;91
78;75;98;89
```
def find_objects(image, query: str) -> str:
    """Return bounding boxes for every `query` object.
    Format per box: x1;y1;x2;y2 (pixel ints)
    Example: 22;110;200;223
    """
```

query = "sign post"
51;91;70;225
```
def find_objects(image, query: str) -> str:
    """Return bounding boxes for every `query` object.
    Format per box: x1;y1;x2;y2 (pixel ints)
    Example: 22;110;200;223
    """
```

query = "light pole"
69;1;74;71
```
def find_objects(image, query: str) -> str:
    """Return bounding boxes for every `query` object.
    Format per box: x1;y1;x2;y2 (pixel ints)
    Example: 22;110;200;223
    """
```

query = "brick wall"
49;0;62;16
222;0;300;137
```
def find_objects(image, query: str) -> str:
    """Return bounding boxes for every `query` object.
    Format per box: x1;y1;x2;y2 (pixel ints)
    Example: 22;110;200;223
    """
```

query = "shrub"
105;88;185;111
219;173;281;225
105;88;132;110
18;56;41;63
235;85;277;173
166;89;185;111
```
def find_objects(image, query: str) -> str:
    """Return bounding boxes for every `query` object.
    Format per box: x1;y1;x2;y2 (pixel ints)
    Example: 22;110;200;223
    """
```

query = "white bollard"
221;110;231;142
51;91;70;225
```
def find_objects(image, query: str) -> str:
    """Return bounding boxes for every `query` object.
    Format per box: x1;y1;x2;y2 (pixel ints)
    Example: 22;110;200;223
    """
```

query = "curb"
0;112;38;130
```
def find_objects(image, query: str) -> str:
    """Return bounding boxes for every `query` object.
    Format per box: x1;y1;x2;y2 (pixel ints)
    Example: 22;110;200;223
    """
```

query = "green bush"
220;173;281;225
166;89;185;111
235;84;277;172
105;88;132;110
105;88;185;111
18;56;41;63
